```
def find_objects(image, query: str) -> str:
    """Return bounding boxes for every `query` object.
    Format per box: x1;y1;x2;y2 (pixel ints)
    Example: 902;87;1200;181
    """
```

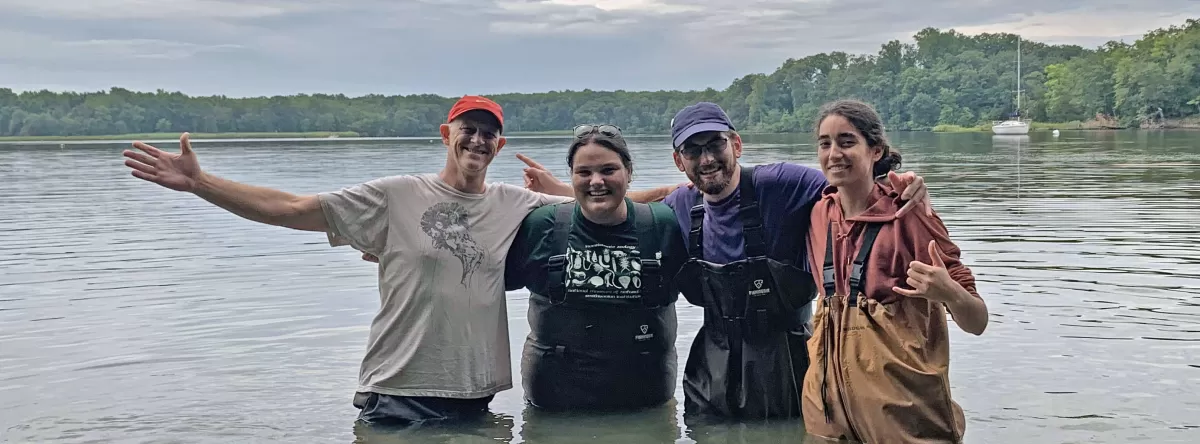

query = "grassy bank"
0;131;361;142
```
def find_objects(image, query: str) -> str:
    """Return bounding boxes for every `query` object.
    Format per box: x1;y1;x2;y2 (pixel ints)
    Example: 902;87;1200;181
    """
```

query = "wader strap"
686;165;762;261
820;222;835;422
822;223;836;298
822;221;884;304
633;203;665;307
736;165;766;259
688;198;705;261
545;203;575;304
735;165;772;338
849;224;883;304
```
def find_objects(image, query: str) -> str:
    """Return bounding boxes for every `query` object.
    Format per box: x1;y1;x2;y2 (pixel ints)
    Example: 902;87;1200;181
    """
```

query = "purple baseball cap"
670;102;736;148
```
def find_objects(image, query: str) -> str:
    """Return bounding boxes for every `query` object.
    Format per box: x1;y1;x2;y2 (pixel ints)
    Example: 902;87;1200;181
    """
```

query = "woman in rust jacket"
801;99;990;444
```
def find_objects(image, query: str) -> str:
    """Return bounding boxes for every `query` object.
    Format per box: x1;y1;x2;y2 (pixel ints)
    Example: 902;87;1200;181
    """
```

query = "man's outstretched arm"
123;132;328;232
192;173;327;232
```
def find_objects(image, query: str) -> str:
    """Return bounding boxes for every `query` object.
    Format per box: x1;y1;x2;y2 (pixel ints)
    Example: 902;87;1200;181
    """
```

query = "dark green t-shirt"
504;198;688;305
505;198;688;410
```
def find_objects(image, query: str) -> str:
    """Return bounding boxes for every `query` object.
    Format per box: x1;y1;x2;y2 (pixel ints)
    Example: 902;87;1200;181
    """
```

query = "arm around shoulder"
629;183;684;203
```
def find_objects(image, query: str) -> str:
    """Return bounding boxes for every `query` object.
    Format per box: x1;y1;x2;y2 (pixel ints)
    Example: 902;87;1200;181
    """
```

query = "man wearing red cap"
119;95;679;427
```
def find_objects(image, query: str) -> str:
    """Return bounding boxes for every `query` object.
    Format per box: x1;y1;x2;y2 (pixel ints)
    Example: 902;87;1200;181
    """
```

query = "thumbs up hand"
892;240;958;303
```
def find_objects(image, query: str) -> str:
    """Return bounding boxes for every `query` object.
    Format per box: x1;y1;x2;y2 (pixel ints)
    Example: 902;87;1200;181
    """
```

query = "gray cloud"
0;0;1195;97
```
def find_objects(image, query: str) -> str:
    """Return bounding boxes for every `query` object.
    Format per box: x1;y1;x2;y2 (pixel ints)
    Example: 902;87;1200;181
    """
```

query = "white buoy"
1052;129;1060;137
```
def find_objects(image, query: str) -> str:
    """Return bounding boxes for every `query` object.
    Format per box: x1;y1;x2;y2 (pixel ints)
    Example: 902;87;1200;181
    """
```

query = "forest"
1;18;1197;138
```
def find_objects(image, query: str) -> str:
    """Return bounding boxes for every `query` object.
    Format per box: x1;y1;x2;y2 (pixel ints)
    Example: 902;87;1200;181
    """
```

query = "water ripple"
1;132;1198;443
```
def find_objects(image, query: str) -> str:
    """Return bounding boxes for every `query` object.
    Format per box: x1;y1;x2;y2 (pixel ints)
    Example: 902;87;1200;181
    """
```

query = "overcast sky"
1;0;1196;98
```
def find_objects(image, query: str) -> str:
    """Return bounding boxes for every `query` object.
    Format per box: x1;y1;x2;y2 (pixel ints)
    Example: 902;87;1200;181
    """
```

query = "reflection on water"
1;130;1198;443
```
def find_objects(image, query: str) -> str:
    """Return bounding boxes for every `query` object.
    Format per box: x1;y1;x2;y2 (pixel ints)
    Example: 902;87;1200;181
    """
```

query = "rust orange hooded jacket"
803;181;982;444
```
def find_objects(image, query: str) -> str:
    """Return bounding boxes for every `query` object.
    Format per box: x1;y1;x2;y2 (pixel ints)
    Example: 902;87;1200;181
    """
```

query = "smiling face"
570;141;632;224
440;110;505;177
817;114;882;188
672;130;742;196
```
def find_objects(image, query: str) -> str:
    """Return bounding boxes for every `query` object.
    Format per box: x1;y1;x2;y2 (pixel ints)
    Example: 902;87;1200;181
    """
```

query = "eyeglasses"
573;124;622;138
676;136;728;160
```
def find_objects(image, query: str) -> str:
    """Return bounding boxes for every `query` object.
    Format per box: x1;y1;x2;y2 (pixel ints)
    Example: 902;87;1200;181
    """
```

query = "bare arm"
193;172;328;232
628;184;682;203
122;133;328;232
943;280;988;335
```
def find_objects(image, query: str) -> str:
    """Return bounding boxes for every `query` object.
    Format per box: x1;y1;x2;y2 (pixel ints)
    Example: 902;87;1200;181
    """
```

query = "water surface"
1;130;1198;443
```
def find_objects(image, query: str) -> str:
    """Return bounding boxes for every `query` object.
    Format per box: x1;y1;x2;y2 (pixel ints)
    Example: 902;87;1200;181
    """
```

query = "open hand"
516;153;571;196
889;171;933;218
123;133;202;192
892;240;957;303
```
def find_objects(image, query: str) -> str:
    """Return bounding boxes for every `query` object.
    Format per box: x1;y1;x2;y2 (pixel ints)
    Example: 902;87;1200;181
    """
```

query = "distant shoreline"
931;117;1200;133
0;130;588;143
3;123;1196;143
0;131;360;142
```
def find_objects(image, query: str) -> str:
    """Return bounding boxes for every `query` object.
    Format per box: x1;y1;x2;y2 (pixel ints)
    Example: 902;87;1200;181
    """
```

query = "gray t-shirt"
318;173;571;399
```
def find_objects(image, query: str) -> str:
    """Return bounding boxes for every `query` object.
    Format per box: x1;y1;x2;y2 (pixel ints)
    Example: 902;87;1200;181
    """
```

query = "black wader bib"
521;202;677;411
678;165;817;420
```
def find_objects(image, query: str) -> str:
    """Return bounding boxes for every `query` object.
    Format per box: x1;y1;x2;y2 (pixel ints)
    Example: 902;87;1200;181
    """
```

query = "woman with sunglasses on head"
802;100;989;444
504;124;694;412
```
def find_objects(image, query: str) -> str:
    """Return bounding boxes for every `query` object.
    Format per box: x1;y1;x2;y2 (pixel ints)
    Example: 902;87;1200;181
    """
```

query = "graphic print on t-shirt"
565;243;658;300
419;202;484;286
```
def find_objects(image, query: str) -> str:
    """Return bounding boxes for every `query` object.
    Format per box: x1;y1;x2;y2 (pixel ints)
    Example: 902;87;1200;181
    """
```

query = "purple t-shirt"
662;162;828;267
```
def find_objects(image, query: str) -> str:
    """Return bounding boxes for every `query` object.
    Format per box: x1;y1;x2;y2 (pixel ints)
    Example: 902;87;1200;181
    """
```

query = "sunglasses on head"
573;124;623;138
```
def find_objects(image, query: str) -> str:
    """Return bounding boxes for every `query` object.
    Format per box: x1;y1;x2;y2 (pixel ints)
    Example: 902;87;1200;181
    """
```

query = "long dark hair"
815;99;902;178
567;127;634;176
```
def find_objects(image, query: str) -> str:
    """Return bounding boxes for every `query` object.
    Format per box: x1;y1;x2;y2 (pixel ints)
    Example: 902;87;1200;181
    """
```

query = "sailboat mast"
1016;36;1021;115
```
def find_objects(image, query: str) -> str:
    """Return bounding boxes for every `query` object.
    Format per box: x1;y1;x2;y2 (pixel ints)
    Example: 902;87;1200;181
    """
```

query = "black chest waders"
521;202;677;411
679;165;819;420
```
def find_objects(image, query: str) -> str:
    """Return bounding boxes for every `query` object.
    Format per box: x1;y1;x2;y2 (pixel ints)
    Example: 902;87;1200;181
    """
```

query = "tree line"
1;19;1197;138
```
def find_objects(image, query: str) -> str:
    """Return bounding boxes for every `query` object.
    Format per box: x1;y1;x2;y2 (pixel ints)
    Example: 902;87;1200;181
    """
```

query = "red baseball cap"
447;95;504;131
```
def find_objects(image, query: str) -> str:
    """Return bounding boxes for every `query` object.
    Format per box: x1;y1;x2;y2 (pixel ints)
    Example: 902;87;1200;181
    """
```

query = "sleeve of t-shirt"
661;186;696;245
504;204;556;292
649;202;691;305
757;162;829;216
503;216;532;292
316;175;407;256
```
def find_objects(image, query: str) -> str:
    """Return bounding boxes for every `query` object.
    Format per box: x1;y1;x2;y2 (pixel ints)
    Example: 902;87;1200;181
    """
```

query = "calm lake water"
1;130;1198;443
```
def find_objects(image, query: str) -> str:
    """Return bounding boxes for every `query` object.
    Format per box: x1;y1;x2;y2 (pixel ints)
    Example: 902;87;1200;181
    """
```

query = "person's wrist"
191;171;213;195
942;283;969;308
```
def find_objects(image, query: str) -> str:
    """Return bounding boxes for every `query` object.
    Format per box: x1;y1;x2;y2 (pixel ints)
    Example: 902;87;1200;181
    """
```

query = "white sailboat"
992;36;1031;135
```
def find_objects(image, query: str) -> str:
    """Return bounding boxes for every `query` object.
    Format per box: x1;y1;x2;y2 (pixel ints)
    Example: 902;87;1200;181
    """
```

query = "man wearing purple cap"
663;102;928;421
121;95;679;427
